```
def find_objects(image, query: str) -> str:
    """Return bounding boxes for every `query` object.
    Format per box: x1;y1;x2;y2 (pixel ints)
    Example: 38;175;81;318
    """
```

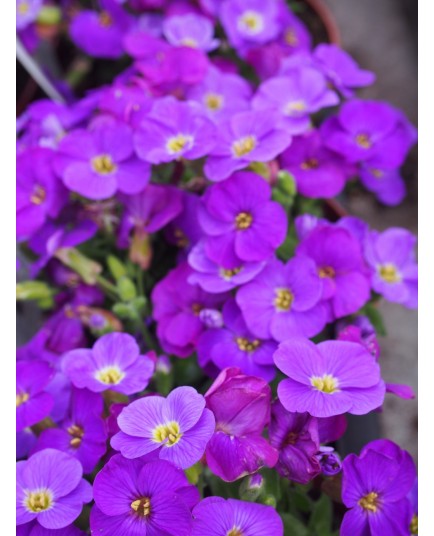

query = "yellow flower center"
227;528;243;536
205;93;224;111
30;185;47;205
96;366;124;385
180;37;198;48
358;491;380;513
174;228;189;248
274;288;294;312
67;424;84;449
410;514;418;535
99;11;112;27
356;133;372;149
318;266;335;278
285;100;307;115
91;154;117;175
369;168;384;179
311;374;340;394
220;266;243;279
232;136;257;158
16;392;30;407
235;212;253;230
18;2;30;14
152;421;182;446
191;302;203;315
285;29;298;46
300;158;319;170
25;490;53;513
131;496;151;517
284;431;299;446
239;11;263;33
236;337;261;352
379;264;401;283
166;134;193;155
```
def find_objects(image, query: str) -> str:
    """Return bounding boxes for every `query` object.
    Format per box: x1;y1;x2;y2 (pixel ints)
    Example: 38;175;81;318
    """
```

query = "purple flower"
279;131;348;198
16;449;92;529
236;256;326;341
204;110;291;182
17;429;37;460
199;171;287;264
274;338;386;418
165;191;202;254
90;455;199;535
17;148;67;241
111;386;215;469
70;0;132;58
316;446;342;476
192;497;283;536
152;262;227;357
17;522;86;535
197;299;277;381
277;9;312;55
32;388;107;474
220;0;281;53
337;324;380;360
296;225;371;319
313;44;375;98
253;68;339;134
17;362;54;432
269;400;321;484
16;0;42;30
134;97;216;164
62;332;155;395
341;439;416;536
186;66;252;123
204;368;277;481
364;227;418;308
359;165;406;206
163;13;219;51
54;122;150;200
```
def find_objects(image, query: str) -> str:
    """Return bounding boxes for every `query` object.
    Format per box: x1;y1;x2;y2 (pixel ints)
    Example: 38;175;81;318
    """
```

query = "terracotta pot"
303;0;341;45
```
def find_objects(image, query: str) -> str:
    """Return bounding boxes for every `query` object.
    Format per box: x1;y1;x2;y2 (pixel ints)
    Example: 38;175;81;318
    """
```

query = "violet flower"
274;338;386;418
359;165;406;206
62;332;155;395
16;0;42;31
111;386;215;469
163;13;220;51
17;361;54;432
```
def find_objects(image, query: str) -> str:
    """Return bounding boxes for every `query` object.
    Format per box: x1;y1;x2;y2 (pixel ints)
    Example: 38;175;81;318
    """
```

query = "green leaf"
308;495;333;536
361;302;387;336
117;277;137;302
107;255;127;281
281;513;309;536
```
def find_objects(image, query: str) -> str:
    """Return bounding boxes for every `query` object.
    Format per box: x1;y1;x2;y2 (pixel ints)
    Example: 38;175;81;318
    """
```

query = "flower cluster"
17;1;417;535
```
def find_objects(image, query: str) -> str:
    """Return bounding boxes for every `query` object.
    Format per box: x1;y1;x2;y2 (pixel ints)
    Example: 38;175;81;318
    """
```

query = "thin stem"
96;275;118;301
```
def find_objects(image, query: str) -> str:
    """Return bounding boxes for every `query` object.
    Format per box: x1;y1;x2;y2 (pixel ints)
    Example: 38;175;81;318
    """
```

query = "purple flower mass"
17;449;92;529
62;332;155;395
274;338;385;417
163;13;220;51
17;361;54;432
111;386;215;469
91;455;199;535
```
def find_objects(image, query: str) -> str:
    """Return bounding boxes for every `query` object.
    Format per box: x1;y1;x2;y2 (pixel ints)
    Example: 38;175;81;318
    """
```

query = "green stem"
137;319;158;352
96;275;118;301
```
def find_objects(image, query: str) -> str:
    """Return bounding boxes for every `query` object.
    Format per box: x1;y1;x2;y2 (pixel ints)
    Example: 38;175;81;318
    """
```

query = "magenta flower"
134;97;216;164
111;386;215;469
54;122;150;200
236;256;326;341
62;332;155;395
199;171;287;265
253;68;339;134
163;13;220;51
32;388;107;474
296;225;371;319
192;497;283;535
17;522;86;535
364;227;418;308
16;449;92;529
274;338;386;418
17;361;54;432
280;131;348;198
197;300;277;381
341;439;416;536
204;368;277;481
91;455;199;536
204;110;292;182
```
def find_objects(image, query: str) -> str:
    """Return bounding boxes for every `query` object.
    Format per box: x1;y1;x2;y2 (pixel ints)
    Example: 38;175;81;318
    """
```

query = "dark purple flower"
90;455;199;536
32;388;107;474
17;361;54;432
199;171;287;264
313;44;375;98
111;386;215;469
197;299;277;381
280;130;348;198
296;225;371;319
316;446;342;476
17;429;37;460
16;449;92;529
204;110;292;182
163;13;219;51
236;256;326;341
54;122;150;200
341;439;416;536
274;338;385;418
359;165;406;206
62;332;155;395
191;497;283;536
152;262;227;357
165;191;203;254
364;227;418;308
204;368;277;481
253;68;339;134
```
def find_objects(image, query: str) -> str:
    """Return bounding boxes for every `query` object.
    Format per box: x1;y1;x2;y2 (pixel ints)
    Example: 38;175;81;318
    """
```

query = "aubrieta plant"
16;0;418;535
